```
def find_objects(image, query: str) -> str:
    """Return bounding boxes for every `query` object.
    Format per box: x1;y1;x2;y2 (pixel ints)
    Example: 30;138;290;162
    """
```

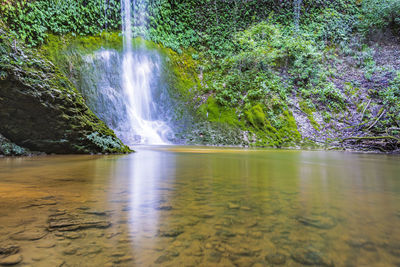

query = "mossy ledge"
0;26;131;155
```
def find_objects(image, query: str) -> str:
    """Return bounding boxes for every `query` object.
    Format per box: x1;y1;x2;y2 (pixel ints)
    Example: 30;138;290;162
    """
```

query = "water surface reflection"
0;147;399;266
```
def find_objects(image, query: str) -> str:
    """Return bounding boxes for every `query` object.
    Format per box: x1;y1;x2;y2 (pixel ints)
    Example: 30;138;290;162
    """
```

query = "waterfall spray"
294;0;302;32
78;0;173;147
120;0;172;145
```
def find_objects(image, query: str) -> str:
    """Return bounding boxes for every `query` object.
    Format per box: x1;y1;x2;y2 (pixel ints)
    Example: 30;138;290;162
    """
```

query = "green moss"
163;47;202;101
299;100;321;131
0;134;30;156
199;98;241;126
245;104;266;129
0;25;131;154
243;104;301;147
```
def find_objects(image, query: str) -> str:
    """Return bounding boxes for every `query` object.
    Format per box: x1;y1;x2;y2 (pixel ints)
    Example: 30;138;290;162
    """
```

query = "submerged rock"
346;238;377;251
63;246;79;255
36;241;56;249
384;243;400;257
23;199;57;208
265;253;287;265
291;248;334;266
158;227;184;237
113;256;133;264
155;203;173;211
228;203;240;209
155;250;179;264
62;232;83;240
0;245;19;257
296;214;337;229
48;212;111;231
0;254;23;266
10;229;47;241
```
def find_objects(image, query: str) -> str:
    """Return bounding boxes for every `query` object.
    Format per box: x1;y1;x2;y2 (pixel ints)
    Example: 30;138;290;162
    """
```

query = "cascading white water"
120;0;171;145
294;0;303;32
78;0;176;147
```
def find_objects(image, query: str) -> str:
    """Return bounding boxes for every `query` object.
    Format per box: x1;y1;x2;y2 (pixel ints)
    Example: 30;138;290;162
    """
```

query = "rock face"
0;26;131;154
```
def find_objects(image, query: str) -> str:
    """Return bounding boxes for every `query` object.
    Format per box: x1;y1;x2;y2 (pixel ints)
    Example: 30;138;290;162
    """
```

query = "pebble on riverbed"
48;211;111;231
265;253;287;265
0;245;19;256
228;202;240;209
158;227;184;237
10;229;48;241
291;248;334;267
0;254;23;266
296;214;337;230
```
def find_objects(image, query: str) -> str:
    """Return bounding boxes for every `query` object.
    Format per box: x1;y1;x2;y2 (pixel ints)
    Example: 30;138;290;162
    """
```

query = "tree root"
341;136;400;143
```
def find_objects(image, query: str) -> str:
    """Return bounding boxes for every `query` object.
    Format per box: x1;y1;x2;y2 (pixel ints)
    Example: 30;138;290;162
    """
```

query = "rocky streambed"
0;148;400;266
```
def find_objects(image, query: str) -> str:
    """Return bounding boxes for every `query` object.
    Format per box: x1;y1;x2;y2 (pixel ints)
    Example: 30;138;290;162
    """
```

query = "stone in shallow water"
291;248;334;266
207;251;222;263
155;203;173;211
155;250;179;264
83;246;102;256
48;213;111;231
10;229;48;241
231;257;254;267
347;238;376;251
23;198;57;208
113;256;133;264
346;237;369;248
63;246;79;255
0;254;23;266
111;251;126;257
0;245;19;256
296;214;337;229
36;241;56;248
228;203;240;209
63;232;83;240
83;210;110;216
77;206;90;211
265;253;287;265
362;242;377;252
158;227;184;237
196;213;214;219
385;243;400;257
249;231;263;239
216;229;236;238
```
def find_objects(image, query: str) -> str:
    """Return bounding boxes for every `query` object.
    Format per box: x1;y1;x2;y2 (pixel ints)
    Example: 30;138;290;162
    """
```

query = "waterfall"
118;0;172;145
294;0;302;32
78;0;174;147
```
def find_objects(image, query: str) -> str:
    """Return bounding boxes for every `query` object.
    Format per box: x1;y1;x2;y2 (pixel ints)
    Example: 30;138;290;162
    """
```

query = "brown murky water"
0;146;399;266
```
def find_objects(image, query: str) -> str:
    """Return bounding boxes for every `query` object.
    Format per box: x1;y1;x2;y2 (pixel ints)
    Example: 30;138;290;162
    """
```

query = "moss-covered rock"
0;26;131;154
0;134;31;156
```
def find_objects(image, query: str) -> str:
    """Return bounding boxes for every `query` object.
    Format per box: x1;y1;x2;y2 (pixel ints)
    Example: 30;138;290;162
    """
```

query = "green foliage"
199;98;241;126
3;0;400;148
86;132;130;153
304;7;357;45
1;0;121;46
358;0;400;34
209;21;342;112
0;134;29;156
245;104;267;129
379;72;400;127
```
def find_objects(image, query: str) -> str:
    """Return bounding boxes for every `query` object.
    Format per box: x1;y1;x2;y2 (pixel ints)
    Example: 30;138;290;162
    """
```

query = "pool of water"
0;146;399;266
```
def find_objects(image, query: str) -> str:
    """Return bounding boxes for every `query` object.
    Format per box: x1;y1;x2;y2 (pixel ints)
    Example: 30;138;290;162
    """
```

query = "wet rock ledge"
0;25;131;155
